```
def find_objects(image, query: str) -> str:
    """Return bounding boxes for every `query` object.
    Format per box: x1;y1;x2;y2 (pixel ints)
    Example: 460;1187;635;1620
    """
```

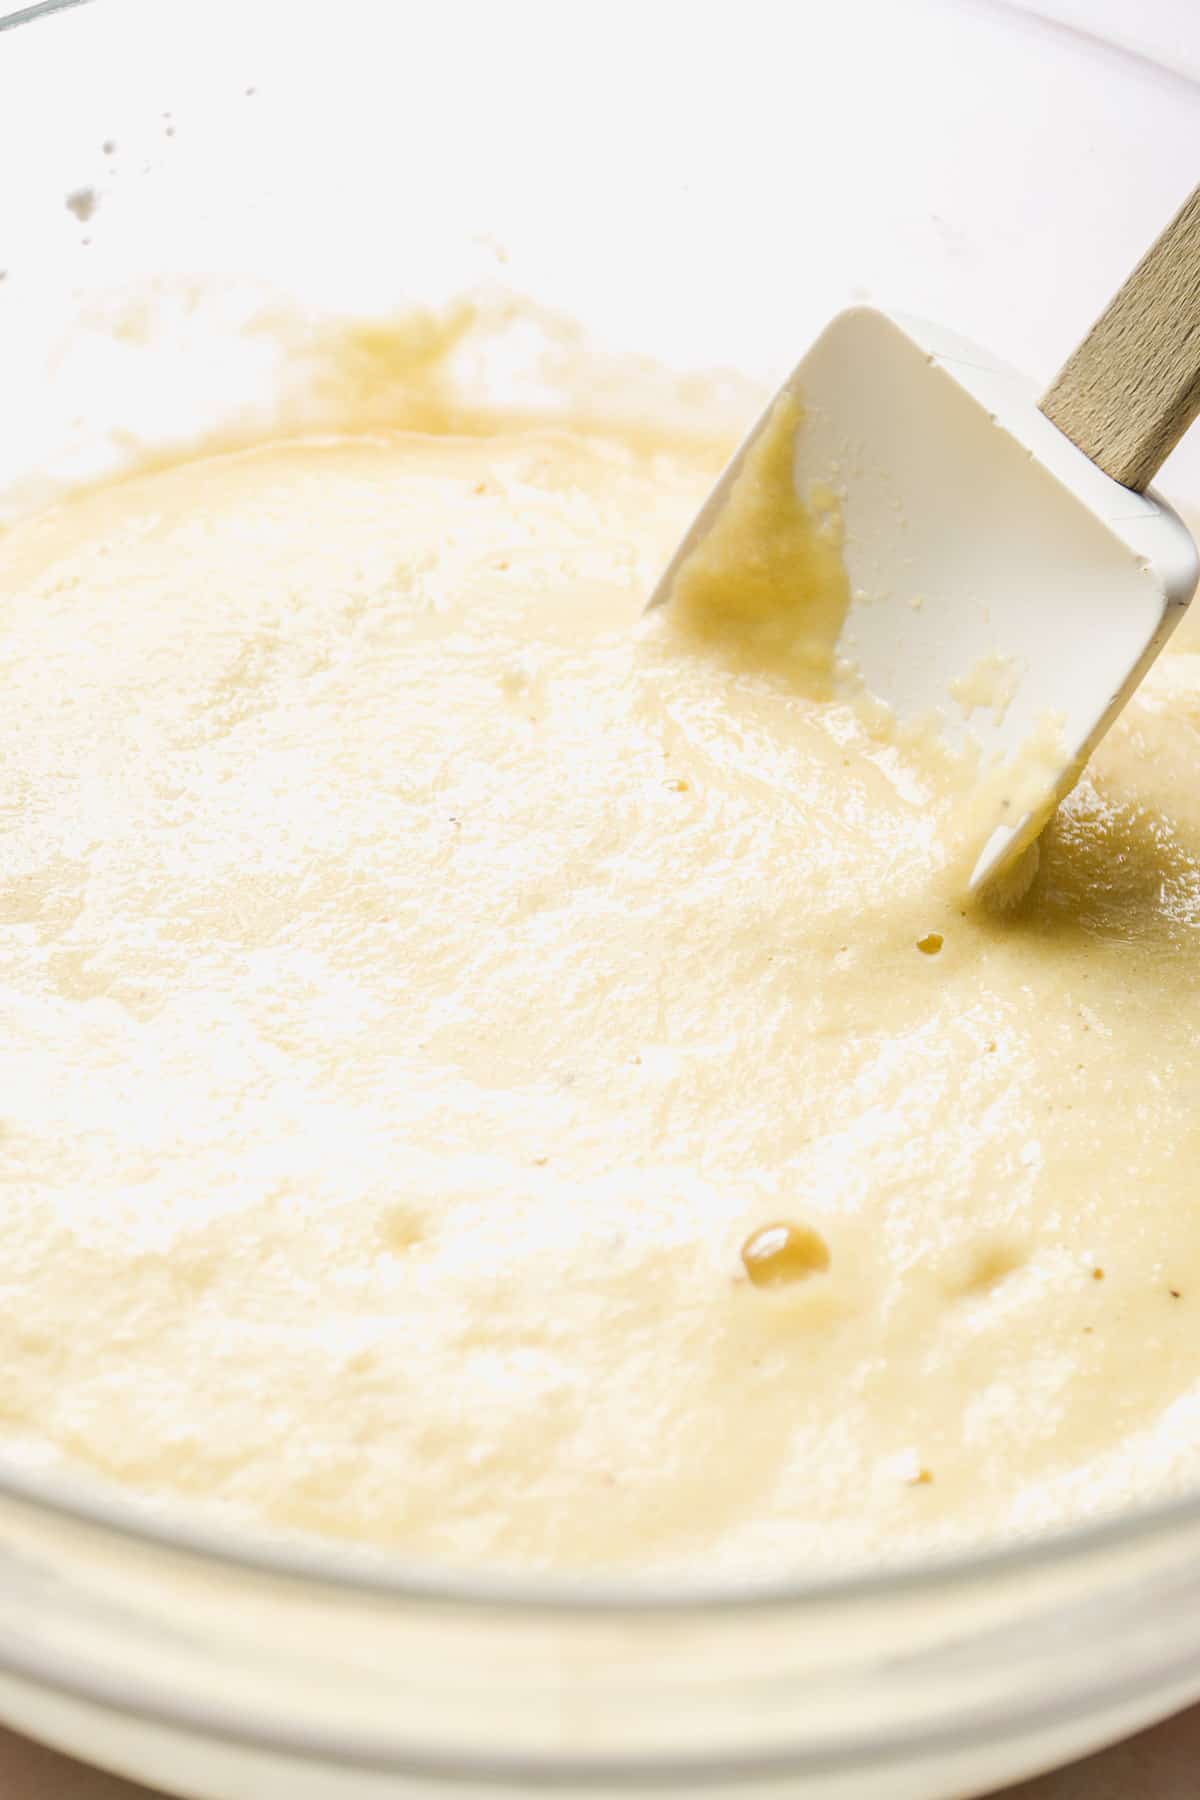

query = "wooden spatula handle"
1039;184;1200;493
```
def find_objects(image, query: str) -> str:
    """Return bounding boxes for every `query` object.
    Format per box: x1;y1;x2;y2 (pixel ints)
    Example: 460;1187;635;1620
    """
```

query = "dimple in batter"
3;400;1200;1575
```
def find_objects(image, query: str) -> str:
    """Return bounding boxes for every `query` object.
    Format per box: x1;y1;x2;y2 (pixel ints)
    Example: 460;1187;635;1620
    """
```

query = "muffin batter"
4;408;1200;1576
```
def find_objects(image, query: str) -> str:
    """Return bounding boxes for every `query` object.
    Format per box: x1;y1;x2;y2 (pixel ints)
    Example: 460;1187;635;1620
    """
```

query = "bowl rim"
0;0;93;33
6;1434;1200;1617
1;0;1200;1631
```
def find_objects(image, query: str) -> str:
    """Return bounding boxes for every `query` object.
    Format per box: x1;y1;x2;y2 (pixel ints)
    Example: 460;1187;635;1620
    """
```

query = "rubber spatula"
648;185;1200;891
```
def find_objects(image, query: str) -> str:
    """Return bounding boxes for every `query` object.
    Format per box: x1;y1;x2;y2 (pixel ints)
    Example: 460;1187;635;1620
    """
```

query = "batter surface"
4;418;1200;1575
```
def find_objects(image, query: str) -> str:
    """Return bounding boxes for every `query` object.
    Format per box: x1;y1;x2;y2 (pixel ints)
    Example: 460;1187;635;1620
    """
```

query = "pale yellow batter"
4;400;1200;1576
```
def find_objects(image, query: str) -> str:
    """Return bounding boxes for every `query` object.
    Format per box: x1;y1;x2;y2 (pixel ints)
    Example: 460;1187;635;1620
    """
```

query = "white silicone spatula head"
649;186;1200;891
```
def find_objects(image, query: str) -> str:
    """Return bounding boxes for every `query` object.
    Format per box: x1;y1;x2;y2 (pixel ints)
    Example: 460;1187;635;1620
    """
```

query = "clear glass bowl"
0;3;1198;1796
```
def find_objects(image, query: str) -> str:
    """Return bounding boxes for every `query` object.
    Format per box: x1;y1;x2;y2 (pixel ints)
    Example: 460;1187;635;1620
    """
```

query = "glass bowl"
0;3;1198;1796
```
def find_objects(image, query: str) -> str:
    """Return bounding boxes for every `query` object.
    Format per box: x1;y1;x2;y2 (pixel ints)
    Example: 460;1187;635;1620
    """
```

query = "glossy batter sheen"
4;415;1200;1576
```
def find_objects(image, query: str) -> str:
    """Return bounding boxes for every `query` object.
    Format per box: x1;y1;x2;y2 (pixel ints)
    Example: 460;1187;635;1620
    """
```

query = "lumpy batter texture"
5;421;1200;1575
